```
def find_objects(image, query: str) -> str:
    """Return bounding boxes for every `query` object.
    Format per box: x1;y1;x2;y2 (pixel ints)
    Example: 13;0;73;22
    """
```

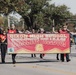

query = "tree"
0;0;73;31
51;5;72;28
0;16;4;26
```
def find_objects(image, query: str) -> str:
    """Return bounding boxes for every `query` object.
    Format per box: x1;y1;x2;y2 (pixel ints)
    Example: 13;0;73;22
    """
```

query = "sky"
51;0;76;15
9;12;21;21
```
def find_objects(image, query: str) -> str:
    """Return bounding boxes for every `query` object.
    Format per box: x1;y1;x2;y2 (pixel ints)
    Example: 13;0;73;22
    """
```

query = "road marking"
16;64;76;75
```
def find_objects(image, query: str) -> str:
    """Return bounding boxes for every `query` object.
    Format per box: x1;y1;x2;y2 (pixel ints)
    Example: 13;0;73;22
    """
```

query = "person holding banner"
56;28;62;60
38;28;46;59
31;29;36;57
59;25;71;62
0;30;7;63
8;24;17;64
0;27;3;51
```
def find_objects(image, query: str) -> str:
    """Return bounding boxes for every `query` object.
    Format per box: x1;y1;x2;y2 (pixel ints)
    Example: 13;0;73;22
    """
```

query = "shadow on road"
0;58;59;64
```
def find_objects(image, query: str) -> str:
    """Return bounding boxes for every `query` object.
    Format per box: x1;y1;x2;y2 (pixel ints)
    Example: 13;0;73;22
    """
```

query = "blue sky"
51;0;76;14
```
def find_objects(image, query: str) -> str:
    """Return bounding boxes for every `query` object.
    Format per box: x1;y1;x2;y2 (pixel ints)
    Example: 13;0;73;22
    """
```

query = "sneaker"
67;59;71;62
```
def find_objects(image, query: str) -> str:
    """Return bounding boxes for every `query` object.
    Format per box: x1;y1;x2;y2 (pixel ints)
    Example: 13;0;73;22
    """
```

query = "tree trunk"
23;15;33;30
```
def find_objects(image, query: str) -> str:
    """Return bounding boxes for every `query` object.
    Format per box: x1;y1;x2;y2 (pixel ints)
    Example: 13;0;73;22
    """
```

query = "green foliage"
50;5;73;29
0;0;73;31
0;16;4;26
3;16;8;29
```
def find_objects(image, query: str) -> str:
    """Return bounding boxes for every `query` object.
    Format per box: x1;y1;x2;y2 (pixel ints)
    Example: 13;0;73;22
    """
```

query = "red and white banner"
7;34;70;54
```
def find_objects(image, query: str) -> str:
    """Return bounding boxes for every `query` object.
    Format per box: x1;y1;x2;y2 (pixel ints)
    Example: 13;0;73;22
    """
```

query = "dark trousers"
1;44;7;63
60;54;64;61
12;54;16;63
60;53;70;61
56;53;59;60
31;54;36;57
66;54;70;61
40;54;45;58
57;54;59;58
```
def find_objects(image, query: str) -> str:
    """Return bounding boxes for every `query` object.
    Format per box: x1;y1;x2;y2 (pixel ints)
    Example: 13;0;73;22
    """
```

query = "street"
0;45;76;75
0;0;76;75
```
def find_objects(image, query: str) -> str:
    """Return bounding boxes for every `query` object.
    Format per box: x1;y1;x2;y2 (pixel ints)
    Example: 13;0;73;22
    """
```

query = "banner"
7;34;70;54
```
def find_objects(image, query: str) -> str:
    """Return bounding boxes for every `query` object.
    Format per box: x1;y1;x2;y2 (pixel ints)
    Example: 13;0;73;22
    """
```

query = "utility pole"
8;15;10;28
22;19;24;29
52;19;55;32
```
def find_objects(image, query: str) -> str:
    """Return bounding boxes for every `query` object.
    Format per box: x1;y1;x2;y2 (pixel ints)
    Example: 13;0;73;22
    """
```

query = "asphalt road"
0;45;76;75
